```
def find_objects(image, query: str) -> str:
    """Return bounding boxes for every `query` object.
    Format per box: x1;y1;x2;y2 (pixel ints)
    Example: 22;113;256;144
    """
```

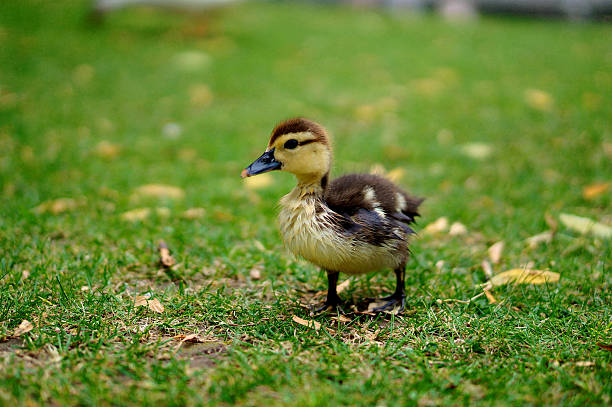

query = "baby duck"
241;118;423;313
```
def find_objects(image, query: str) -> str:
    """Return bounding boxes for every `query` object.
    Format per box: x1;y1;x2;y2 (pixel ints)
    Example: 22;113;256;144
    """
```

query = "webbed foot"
370;293;406;314
310;295;343;315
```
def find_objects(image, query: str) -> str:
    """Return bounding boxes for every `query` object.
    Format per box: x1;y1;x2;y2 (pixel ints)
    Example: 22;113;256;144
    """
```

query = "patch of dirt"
0;337;23;355
177;341;227;369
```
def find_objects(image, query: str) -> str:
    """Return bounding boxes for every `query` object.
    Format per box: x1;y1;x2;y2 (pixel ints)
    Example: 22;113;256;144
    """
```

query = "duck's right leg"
312;270;341;313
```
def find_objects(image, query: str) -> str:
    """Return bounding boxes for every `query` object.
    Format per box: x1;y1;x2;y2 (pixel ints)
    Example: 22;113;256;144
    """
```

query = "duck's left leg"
372;263;406;313
311;271;342;313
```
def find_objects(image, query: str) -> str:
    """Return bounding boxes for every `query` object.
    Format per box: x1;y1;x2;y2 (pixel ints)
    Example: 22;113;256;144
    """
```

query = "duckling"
241;118;423;313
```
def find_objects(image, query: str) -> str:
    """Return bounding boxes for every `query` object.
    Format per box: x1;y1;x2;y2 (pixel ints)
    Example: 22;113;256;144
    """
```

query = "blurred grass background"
0;0;611;405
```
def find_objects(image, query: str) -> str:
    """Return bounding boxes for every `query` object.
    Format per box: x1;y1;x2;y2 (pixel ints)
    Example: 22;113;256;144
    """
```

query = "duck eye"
284;139;299;149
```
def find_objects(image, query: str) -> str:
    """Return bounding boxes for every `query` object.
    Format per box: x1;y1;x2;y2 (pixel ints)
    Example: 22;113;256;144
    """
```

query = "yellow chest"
278;188;399;274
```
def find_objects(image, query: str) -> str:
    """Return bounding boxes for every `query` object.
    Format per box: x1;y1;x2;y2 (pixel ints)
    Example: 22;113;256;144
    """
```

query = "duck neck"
294;171;329;198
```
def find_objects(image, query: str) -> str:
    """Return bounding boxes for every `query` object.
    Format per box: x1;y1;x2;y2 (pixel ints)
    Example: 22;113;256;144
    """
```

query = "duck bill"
241;149;281;178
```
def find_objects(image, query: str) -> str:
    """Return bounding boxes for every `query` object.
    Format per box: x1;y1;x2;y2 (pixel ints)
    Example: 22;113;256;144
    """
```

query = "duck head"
241;118;331;185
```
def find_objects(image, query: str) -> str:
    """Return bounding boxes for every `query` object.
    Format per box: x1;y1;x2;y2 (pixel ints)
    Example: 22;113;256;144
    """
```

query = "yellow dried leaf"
13;319;34;337
582;182;610;200
336;278;351;294
243;173;272;190
158;241;176;268
526;231;553;249
33;198;78;215
93;140;120;159
575;361;595;367
449;222;467;236
423;217;449;234
481;260;493;278
249;264;263;280
134;295;165;313
461;143;492;159
189;84;213;107
121;208;151;221
385;167;405;183
133;184;184;200
483;289;497;304
488;241;504;264
524;89;554;112
490;269;559;287
292;315;321;330
559;213;612;239
181;207;205;219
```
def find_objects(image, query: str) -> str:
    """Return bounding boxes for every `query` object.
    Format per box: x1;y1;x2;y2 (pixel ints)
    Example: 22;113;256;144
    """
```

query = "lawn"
0;1;611;405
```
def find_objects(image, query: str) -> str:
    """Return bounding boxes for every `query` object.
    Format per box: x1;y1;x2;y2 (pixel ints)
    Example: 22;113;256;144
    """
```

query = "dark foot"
370;293;406;314
310;296;343;315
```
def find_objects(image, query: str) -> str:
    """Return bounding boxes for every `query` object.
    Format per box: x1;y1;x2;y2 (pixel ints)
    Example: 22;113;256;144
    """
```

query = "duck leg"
372;264;406;313
312;271;341;313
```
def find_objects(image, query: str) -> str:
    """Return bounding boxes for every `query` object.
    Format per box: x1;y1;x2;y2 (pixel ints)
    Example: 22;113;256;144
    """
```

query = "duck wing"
324;173;424;236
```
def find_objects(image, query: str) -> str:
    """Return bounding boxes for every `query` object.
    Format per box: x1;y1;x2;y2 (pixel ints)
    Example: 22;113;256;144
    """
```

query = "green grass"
1;1;611;405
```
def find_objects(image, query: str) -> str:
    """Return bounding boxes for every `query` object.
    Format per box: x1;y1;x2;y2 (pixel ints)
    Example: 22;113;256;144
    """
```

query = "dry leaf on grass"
582;182;610;200
93;141;120;159
181;207;205;219
461;143;492;159
249;264;263;280
173;334;206;343
33;198;78;215
524;89;554;112
336;278;351;294
423;217;449;234
574;361;595;367
158;241;176;268
559;213;612;239
331;315;352;323
133;184;185;200
449;222;467;236
121;207;170;222
481;260;493;278
134;295;165;313
488;241;504;264
483;289;497;304
292;315;321;330
526;231;553;249
488;269;560;287
13;319;34;337
243;173;272;190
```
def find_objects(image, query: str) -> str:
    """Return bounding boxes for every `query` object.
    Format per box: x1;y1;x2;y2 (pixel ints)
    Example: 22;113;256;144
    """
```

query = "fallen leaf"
336;278;351;294
596;343;612;351
173;334;206;343
292;315;321;330
423;217;449;234
33;198;78;215
481;260;493;278
448;222;467;236
524;89;554;112
526;231;553;249
489;269;560;287
134;295;165;313
559;213;612;239
483;289;497;304
461;143;492;159
243;173;272;190
331;315;352;323
435;260;445;270
582;182;610;200
13;319;34;337
158;241;176;268
488;241;504;264
133;184;185;200
121;208;151;221
249;264;263;280
93;141;120;159
575;361;595;367
181;207;205;219
385;167;405;183
173;51;211;71
189;84;213;107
